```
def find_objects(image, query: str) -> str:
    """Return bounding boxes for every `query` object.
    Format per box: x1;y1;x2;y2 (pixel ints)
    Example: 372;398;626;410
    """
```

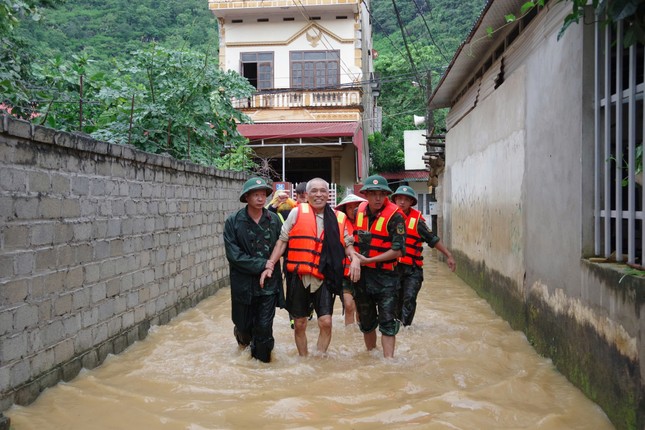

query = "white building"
208;0;378;190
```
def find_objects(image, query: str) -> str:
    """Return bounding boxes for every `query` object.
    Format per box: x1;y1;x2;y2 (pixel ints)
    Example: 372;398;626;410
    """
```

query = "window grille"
594;18;644;266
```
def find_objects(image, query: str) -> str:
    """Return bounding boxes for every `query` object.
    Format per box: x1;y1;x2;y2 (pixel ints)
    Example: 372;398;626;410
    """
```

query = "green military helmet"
359;174;392;195
391;185;418;206
239;177;273;202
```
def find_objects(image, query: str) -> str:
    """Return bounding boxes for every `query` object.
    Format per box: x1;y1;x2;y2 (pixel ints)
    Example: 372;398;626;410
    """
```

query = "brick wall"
0;115;244;411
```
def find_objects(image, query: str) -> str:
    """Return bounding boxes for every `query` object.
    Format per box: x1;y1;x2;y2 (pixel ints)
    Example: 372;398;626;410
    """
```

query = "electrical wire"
391;0;424;93
290;0;360;85
412;0;451;63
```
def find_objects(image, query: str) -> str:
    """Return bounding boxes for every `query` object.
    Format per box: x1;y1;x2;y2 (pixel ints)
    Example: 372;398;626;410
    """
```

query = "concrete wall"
442;5;644;430
0;115;244;413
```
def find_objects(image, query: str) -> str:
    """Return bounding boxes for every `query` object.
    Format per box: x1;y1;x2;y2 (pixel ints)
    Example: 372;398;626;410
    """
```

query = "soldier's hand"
354;254;368;265
446;256;456;272
260;268;273;288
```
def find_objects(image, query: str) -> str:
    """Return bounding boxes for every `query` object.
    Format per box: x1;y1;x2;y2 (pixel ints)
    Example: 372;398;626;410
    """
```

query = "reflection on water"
8;250;614;429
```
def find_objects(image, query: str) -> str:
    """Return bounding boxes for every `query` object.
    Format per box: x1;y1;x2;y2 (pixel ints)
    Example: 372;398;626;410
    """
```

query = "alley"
7;249;614;429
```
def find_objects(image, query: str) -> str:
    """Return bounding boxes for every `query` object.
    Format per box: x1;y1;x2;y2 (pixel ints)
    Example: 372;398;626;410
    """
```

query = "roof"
429;0;521;109
380;170;429;182
237;122;359;141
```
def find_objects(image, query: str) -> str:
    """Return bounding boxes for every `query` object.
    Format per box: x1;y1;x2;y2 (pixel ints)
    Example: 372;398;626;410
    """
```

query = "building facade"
208;0;377;189
428;1;644;428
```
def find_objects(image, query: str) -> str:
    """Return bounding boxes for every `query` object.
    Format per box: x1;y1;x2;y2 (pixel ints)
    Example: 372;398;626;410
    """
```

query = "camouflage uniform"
396;219;440;326
224;178;284;363
353;204;406;337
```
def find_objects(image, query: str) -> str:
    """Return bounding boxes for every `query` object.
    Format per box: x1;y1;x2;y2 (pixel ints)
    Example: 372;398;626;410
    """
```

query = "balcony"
231;88;363;110
208;0;360;10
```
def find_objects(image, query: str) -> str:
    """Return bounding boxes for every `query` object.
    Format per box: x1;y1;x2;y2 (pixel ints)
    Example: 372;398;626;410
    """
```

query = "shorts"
342;277;355;295
286;273;335;319
353;267;400;336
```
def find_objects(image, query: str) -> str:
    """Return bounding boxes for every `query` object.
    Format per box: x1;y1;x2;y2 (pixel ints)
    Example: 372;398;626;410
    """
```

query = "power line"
412;0;451;64
290;0;360;84
360;0;415;76
391;0;423;89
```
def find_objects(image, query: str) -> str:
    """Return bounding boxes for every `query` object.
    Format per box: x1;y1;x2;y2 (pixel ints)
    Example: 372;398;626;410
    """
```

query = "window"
290;51;340;89
594;19;644;265
240;52;274;90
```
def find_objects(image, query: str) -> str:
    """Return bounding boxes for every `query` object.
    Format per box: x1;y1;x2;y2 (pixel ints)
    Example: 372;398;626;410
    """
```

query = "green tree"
369;131;404;174
87;45;256;168
369;0;482;174
0;0;64;117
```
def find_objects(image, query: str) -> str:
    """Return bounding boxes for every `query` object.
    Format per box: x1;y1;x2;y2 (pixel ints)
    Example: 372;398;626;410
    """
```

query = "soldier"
224;177;284;363
391;186;456;326
353;175;407;358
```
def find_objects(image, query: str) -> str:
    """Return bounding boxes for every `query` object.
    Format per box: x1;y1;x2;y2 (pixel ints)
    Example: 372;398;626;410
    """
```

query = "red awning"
380;170;430;181
237;122;359;140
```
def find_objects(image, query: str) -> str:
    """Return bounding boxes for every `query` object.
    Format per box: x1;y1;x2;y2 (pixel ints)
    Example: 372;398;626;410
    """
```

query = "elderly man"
262;178;360;356
224;177;284;363
353;174;407;358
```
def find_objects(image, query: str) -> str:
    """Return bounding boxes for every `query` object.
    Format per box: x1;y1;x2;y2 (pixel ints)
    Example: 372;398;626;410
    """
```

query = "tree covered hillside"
15;0;218;61
368;0;484;172
2;0;485;173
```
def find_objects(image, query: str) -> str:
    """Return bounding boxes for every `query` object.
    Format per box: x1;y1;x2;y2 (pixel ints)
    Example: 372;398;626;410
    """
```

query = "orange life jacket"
341;220;356;277
399;208;424;267
285;203;347;279
353;199;400;270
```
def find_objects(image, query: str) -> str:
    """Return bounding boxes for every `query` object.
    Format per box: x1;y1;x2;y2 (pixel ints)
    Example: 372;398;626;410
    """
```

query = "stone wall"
0;115;244;412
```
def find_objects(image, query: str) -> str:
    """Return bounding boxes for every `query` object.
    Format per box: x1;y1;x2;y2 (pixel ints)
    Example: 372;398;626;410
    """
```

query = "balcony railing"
231;88;363;109
209;0;359;9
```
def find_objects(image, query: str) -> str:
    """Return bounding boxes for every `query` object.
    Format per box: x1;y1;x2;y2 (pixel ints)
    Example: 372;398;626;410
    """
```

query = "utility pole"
425;70;438;234
425;70;434;141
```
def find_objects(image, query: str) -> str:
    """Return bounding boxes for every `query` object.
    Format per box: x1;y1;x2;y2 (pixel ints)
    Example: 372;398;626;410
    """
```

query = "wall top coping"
1;114;247;181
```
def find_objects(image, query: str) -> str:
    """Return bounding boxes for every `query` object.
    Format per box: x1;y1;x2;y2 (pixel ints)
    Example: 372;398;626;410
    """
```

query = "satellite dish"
413;115;426;126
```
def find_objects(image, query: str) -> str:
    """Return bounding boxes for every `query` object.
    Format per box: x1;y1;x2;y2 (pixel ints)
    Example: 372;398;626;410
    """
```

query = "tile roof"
237;122;359;140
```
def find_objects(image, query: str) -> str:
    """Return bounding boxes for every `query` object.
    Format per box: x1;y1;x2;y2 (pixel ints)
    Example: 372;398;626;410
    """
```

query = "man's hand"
446;256;456;272
349;258;361;282
260;268;273;288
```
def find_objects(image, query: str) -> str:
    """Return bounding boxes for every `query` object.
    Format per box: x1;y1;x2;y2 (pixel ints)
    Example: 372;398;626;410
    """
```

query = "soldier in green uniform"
391;186;456;326
224;177;284;363
352;175;407;358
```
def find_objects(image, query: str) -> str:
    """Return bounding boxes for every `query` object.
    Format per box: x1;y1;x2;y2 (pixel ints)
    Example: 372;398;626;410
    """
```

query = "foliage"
215;141;258;172
86;46;255;167
368;0;483;174
5;45;256;169
14;0;218;66
490;0;644;47
0;0;62;35
619;144;643;187
0;0;64;116
559;0;644;46
619;266;645;283
368;131;404;174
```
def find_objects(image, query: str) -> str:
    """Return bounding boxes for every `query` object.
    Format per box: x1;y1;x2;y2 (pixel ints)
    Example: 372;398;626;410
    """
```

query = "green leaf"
520;2;535;15
608;0;640;21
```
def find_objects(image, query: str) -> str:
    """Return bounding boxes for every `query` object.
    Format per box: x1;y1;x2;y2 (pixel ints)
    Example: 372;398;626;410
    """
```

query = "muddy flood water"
7;249;614;429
